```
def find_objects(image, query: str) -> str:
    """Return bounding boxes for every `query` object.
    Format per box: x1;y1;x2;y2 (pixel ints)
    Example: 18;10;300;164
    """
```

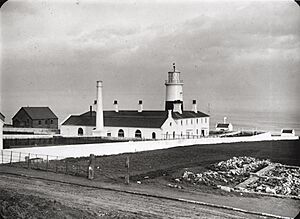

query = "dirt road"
0;173;270;219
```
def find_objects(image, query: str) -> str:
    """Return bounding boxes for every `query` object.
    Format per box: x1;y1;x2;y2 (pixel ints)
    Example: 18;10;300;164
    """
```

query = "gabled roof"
216;123;230;128
13;107;58;120
0;112;5;122
62;110;209;128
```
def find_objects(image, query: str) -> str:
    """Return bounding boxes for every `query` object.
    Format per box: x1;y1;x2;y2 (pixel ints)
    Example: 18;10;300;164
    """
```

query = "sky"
1;0;300;125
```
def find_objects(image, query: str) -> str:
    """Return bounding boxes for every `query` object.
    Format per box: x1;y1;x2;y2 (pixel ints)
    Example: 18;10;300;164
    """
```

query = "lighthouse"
165;63;184;111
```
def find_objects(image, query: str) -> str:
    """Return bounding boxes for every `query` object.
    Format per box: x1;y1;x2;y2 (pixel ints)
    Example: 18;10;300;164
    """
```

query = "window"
181;120;183;126
191;119;193;124
196;119;198;124
78;128;83;136
173;131;176;139
196;129;198;135
51;120;53;124
205;118;207;123
135;130;142;138
152;132;156;139
107;132;111;137
170;122;172;126
186;120;188;125
38;120;41;125
118;129;125;137
166;132;168;139
45;120;48;124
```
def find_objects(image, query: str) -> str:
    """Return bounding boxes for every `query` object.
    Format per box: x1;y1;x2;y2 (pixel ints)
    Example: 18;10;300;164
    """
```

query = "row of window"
177;118;208;126
38;119;54;125
78;128;156;139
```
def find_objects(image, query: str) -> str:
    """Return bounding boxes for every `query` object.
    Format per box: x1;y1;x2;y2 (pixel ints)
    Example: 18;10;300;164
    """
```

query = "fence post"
46;155;49;172
27;153;30;169
56;156;58;173
125;156;130;184
65;160;68;174
87;154;95;180
10;151;13;165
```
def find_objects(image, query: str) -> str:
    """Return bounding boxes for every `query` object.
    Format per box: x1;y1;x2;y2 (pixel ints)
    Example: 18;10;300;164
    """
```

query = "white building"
215;117;233;132
281;129;295;137
61;64;210;139
0;113;4;150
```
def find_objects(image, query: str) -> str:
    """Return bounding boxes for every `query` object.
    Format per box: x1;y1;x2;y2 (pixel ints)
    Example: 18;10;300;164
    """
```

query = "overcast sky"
1;0;300;123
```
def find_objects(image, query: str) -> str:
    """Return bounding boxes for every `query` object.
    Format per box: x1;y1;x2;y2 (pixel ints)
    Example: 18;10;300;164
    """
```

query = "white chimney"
173;102;182;114
138;100;143;113
224;117;227;124
113;100;119;112
94;80;104;135
192;100;197;113
168;110;172;118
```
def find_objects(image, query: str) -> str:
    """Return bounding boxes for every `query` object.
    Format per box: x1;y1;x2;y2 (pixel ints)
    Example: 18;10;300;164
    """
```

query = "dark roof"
13;107;58;120
0;112;4;122
282;129;294;133
216;123;230;128
62;110;209;128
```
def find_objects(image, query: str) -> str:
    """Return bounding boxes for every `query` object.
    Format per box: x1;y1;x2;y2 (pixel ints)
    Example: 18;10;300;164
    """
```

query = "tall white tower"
165;63;184;111
93;80;104;136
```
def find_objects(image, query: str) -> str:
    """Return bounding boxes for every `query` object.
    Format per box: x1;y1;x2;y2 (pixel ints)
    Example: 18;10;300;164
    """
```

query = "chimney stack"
93;80;104;136
89;105;93;117
138;100;143;113
192;100;197;113
173;102;182;114
113;100;119;112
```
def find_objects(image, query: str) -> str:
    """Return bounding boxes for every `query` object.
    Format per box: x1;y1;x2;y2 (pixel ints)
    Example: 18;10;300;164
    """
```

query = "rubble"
178;156;300;197
180;156;270;187
246;165;300;196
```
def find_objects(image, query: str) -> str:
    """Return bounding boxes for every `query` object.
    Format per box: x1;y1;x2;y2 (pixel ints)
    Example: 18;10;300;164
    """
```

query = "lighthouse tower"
165;63;184;111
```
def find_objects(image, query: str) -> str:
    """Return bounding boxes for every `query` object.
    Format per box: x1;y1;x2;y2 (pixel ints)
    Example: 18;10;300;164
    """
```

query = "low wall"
3;132;298;160
4;127;59;135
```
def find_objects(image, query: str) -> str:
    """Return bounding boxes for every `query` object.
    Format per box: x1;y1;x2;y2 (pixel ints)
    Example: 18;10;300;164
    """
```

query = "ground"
1;139;300;218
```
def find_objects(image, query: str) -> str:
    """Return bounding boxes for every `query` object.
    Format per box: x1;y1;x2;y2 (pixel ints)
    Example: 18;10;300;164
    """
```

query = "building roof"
281;129;294;134
216;123;230;128
13;107;58;120
62;110;209;128
0;112;5;122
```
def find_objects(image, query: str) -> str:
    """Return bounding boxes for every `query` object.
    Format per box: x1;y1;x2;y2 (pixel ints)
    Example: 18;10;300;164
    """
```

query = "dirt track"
0;173;274;219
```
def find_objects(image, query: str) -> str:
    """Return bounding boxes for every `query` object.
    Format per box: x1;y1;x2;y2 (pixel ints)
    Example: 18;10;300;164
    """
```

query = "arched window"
78;128;83;136
118;129;124;137
135;130;142;138
152;132;156;139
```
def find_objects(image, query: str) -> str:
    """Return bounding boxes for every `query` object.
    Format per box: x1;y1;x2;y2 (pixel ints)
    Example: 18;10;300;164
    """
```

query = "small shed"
281;129;295;137
216;123;233;132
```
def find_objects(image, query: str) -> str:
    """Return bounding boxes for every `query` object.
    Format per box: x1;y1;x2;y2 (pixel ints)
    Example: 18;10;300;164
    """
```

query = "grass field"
60;139;300;183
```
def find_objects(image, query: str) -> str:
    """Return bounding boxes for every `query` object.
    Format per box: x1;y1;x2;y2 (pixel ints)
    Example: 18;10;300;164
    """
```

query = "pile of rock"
246;166;300;196
180;156;270;186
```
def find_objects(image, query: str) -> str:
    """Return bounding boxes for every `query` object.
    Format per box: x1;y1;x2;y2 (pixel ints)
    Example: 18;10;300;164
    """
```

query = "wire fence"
0;150;88;177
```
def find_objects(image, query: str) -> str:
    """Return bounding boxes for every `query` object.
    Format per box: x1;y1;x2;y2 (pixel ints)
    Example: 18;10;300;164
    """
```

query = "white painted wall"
4;132;298;162
60;125;95;136
104;126;162;139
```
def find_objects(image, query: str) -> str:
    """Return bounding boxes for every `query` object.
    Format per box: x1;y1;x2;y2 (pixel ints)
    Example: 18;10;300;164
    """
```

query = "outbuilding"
281;129;295;137
12;107;58;129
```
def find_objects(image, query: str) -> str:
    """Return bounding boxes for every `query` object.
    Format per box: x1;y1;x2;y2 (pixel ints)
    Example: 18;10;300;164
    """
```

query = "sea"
210;110;300;136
